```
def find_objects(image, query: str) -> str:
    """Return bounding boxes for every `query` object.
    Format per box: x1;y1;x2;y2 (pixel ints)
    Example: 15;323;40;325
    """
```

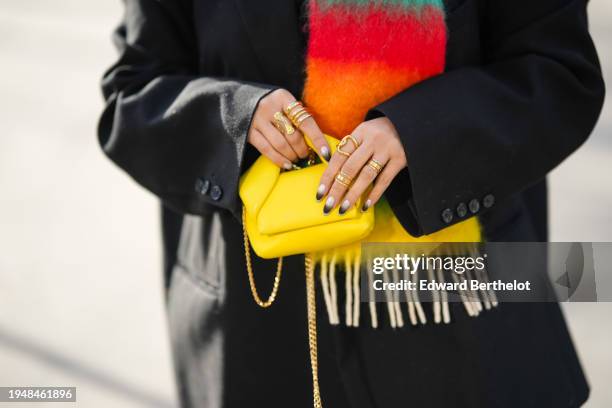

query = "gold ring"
284;101;302;115
294;112;312;127
336;144;351;157
273;111;295;136
288;106;307;119
288;107;308;125
339;134;360;150
336;135;359;158
368;158;384;174
335;171;353;187
284;101;313;126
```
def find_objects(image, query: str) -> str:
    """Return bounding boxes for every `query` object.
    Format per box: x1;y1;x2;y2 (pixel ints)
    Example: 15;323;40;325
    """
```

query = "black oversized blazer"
99;1;604;407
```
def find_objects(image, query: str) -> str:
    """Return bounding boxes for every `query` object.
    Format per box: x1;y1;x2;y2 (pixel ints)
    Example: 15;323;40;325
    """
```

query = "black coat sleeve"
376;0;604;236
97;0;275;218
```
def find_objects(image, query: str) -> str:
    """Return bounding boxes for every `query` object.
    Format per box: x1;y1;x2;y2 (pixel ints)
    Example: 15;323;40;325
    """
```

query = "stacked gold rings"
337;134;360;157
335;171;353;188
367;158;384;174
284;101;312;129
272;111;295;136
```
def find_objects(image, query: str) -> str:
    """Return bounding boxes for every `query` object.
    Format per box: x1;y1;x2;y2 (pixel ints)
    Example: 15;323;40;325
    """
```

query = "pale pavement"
0;1;610;407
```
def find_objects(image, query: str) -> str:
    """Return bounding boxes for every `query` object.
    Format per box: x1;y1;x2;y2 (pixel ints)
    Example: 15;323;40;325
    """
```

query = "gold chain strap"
305;254;323;408
242;207;322;408
242;207;283;308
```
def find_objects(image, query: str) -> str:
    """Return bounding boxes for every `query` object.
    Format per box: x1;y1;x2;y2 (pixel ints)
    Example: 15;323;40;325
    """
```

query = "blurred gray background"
0;0;610;407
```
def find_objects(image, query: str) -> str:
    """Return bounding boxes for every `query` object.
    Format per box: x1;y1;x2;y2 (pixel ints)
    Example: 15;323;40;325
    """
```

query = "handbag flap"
257;164;366;235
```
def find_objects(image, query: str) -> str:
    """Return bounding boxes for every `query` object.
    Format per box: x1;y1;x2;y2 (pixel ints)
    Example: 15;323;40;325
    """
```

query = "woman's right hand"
247;89;330;169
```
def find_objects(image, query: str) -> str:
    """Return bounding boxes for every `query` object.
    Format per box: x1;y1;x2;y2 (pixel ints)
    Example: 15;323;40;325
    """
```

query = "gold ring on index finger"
336;134;359;157
284;101;313;129
294;112;312;128
272;111;295;136
336;144;351;157
283;101;302;115
340;134;360;149
288;106;307;119
288;107;309;127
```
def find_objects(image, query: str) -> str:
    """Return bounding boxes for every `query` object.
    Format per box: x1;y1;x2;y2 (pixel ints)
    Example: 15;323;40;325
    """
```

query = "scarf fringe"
316;251;497;328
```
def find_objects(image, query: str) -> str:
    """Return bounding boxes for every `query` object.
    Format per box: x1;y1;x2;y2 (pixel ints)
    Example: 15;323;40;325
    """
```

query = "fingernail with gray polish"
316;184;326;201
321;146;331;161
323;196;335;214
362;199;372;212
283;162;292;170
339;200;350;215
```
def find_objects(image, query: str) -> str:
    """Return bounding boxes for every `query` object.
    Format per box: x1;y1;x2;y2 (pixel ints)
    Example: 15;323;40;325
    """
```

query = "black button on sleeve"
483;194;495;208
456;202;467;218
210;185;223;201
195;178;210;195
468;199;480;214
441;208;454;224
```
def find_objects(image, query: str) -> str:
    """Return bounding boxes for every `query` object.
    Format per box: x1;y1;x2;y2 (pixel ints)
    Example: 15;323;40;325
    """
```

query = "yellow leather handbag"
239;135;374;259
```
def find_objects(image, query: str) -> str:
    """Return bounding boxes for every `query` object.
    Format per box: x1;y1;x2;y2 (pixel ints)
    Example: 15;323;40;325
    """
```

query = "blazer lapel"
232;0;306;95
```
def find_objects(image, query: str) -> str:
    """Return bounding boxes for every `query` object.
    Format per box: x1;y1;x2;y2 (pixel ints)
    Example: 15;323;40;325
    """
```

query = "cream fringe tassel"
316;251;497;328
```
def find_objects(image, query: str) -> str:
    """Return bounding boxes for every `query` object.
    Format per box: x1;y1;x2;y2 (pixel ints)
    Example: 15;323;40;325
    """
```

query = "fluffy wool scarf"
301;0;494;328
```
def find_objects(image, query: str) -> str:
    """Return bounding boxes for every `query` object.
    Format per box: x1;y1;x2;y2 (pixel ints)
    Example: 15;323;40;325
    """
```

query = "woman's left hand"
316;117;407;214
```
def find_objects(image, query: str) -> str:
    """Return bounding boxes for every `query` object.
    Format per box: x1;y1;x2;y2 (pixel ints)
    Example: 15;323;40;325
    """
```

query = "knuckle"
373;126;384;136
275;88;293;102
328;163;344;178
363;141;375;154
354;123;367;134
359;125;371;136
258;98;270;110
363;129;380;142
361;134;374;148
328;155;343;169
342;162;358;177
366;132;380;144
